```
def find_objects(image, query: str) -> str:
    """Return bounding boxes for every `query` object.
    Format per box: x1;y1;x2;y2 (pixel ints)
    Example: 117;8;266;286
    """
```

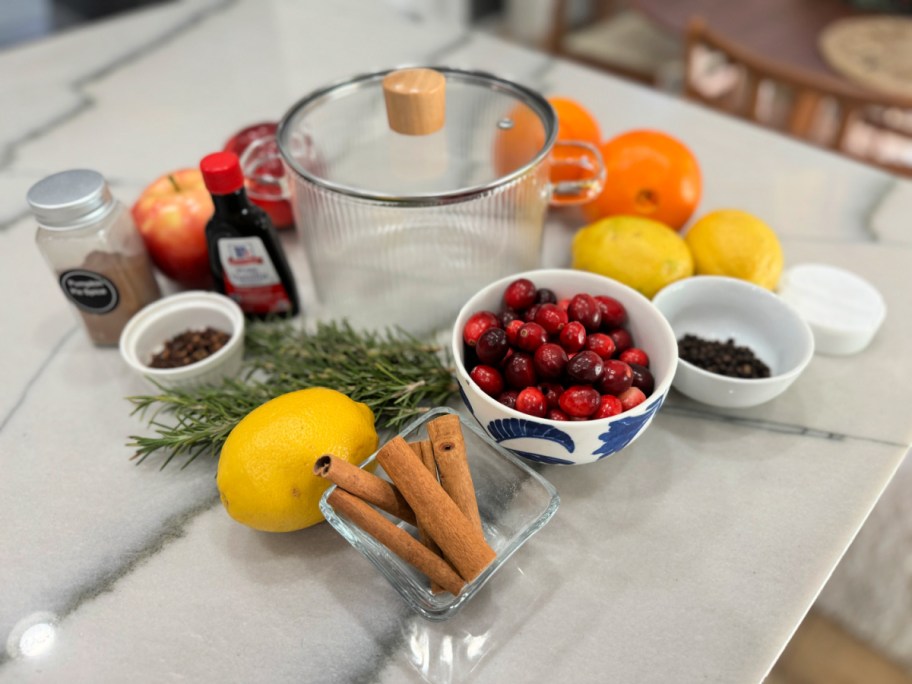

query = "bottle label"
217;236;292;315
59;269;119;314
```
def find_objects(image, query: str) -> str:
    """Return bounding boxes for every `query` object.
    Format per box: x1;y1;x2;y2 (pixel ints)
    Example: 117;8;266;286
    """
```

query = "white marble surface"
1;1;910;682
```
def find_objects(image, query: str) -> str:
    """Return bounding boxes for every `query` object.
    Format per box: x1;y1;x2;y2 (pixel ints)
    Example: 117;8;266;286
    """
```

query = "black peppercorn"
677;334;771;379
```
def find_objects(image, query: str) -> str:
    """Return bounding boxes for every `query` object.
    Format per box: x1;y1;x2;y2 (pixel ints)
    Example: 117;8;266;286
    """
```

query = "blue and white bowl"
452;269;678;466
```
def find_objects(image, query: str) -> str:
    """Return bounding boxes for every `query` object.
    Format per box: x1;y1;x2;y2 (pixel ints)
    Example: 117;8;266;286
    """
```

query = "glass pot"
277;67;604;334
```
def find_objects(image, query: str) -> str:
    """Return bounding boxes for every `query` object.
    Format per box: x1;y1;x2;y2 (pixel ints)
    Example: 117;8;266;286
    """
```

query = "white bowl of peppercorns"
451;269;678;465
652;276;814;408
119;291;245;390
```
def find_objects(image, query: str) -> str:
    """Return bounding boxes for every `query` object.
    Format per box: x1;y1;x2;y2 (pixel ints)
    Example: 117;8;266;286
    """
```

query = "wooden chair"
547;0;683;87
684;17;912;176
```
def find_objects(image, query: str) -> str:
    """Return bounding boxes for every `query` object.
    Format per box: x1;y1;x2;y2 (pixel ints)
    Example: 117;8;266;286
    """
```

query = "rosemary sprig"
127;320;458;468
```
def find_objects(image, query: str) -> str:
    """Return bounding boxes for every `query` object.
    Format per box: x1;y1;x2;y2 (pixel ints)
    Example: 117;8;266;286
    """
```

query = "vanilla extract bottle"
200;151;299;319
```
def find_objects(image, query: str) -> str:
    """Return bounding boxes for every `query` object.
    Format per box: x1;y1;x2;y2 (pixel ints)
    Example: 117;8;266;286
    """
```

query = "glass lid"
277;67;557;203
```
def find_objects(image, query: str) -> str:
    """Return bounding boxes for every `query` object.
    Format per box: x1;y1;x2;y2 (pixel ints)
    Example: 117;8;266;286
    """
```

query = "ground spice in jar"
148;327;231;368
677;334;771;379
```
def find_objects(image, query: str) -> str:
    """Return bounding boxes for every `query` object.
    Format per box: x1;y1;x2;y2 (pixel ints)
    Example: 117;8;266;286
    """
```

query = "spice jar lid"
277;67;557;204
778;263;886;356
26;169;115;230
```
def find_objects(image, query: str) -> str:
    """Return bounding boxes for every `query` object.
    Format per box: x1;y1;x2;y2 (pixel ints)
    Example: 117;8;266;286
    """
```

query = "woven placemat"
819;16;912;99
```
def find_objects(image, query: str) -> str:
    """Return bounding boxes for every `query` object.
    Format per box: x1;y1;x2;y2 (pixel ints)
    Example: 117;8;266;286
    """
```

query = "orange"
493;97;601;183
582;130;701;230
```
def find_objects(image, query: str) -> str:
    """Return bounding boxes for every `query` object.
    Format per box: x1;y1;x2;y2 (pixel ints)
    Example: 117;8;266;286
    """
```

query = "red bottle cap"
200;151;245;195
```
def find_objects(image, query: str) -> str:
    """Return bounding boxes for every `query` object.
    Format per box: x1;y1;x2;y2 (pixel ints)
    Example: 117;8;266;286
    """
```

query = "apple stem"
167;175;180;193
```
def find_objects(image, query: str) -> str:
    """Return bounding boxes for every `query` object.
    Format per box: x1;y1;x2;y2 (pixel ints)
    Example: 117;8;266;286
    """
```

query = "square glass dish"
319;406;560;621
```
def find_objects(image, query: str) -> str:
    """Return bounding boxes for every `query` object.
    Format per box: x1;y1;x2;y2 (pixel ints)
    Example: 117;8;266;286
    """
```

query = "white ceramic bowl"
451;269;678;466
119;291;245;389
652;276;814;408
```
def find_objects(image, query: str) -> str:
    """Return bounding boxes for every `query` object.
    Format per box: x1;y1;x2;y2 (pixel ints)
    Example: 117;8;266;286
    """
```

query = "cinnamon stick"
313;455;416;526
377;436;495;582
426;414;483;534
328;489;465;596
409;440;444;593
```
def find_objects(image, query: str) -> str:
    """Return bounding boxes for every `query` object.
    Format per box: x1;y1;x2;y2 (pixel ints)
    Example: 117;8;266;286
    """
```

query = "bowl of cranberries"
452;269;677;465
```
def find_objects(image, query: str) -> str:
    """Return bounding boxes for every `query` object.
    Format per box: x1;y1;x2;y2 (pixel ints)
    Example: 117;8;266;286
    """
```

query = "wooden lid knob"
382;68;446;136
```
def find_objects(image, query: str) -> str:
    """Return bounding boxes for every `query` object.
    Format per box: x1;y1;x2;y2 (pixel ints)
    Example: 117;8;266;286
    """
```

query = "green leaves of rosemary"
127;320;457;469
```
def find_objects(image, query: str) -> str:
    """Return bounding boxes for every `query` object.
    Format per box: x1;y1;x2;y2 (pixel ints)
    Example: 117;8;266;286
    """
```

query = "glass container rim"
277;66;558;206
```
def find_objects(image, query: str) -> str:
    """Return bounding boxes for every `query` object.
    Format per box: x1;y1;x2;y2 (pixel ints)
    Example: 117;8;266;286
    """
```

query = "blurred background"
3;1;911;681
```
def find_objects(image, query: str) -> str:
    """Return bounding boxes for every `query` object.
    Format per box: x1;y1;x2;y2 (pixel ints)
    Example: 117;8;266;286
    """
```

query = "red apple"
131;169;214;289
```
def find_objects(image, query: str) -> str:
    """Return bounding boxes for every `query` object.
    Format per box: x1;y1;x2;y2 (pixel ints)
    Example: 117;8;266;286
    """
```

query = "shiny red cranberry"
597;359;634;395
608;327;634;354
629;363;655;395
499;308;521;327
568;293;602;332
516;322;548;352
504;352;537;389
620;347;649;368
534;303;568;336
476;327;509;365
618;387;647;411
593;394;623;419
547;408;569;421
595;295;627;329
538;382;564;410
523;303;542;322
558;321;587;353
535;287;557;304
557;298;571;312
504;278;537;310
585;332;616;359
504;319;525;347
558;385;600;418
516;387;547;417
497;389;519;409
463;311;499;347
566;350;604;384
533;343;568;380
469;365;504;397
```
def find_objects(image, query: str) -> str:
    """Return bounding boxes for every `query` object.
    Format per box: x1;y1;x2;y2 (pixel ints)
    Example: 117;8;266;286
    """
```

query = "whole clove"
148;327;231;369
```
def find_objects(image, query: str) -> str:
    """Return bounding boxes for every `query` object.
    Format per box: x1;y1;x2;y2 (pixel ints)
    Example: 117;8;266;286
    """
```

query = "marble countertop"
2;1;910;682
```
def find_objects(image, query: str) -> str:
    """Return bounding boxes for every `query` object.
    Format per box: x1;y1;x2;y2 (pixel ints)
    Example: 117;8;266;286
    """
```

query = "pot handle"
549;140;605;206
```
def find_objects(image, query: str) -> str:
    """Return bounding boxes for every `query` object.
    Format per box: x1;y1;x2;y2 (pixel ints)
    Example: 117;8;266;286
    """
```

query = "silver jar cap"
26;169;114;230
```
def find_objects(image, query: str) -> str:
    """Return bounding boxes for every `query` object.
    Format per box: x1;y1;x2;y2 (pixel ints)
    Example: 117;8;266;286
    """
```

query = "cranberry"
535;287;557;305
620;347;649;368
463;311;499;347
504;319;525;347
476;327;509;365
598;359;634;395
499;308;521;327
593;394;623;419
523;303;542;322
533;343;568;380
558;321;587;353
534;303;568;336
607;327;634;354
538;382;564;410
629;363;655;395
557;298;571;312
469;365;504;397
558;385;600;418
585;332;616;359
516;322;548;352
595;295;627;329
504;352;537;389
504;278;537;310
547;408;570;421
568;293;602;332
618;387;647;411
516;387;548;417
566;350;604;384
497;390;519;409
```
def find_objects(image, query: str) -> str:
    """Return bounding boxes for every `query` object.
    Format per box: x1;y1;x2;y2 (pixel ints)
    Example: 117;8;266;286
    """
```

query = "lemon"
571;215;694;299
216;388;378;532
685;209;784;289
